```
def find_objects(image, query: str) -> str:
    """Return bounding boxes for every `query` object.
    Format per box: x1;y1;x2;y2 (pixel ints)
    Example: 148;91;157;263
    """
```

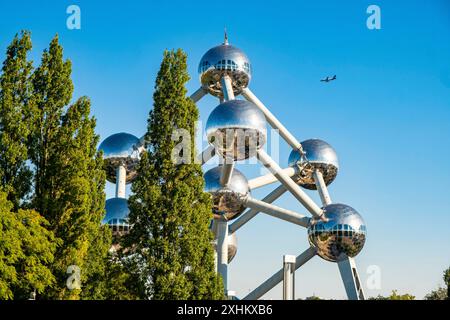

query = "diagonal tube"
243;246;317;300
229;184;287;234
313;169;332;206
257;149;323;219
198;145;216;165
248;166;298;190
243;196;310;228
190;86;208;103
241;88;302;150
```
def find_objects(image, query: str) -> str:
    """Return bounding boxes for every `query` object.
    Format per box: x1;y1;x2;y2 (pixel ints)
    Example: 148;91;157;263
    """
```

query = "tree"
369;290;415;300
29;35;110;299
0;31;33;209
425;287;447;300
0;190;57;299
123;49;223;299
425;266;450;300
444;267;450;300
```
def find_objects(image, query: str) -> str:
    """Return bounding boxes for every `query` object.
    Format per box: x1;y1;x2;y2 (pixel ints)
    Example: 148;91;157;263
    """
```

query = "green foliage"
424;266;450;300
444;266;450;286
304;295;322;300
0;31;33;209
425;287;447;300
0;190;57;299
369;290;415;300
123;49;223;299
27;35;109;299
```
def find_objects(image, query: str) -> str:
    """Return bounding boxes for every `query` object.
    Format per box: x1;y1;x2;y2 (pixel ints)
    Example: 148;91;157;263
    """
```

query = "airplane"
320;75;336;82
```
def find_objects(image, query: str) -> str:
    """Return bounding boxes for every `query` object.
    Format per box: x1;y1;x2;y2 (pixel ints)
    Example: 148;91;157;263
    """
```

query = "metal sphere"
308;203;366;262
98;132;142;184
198;43;251;97
204;166;250;220
102;197;130;236
206;100;267;161
226;232;238;263
288;139;339;190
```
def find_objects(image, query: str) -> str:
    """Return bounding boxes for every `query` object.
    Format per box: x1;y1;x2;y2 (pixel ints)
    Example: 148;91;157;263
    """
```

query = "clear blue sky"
1;0;449;299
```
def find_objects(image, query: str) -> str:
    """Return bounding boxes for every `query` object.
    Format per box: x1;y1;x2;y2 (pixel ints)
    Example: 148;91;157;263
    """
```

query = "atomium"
204;166;250;220
98;132;142;184
206;100;267;161
103;197;131;236
199;42;251;97
308;203;366;262
288;139;339;190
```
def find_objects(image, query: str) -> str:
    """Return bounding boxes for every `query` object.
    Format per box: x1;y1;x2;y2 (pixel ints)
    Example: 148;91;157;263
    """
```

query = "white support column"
243;246;316;300
115;165;126;198
220;162;234;187
256;149;323;219
283;255;296;300
248;166;298;190
221;75;235;101
243;196;310;228
190;86;208;103
313;169;332;206
241;88;302;150
229;184;287;234
338;257;365;300
216;219;229;293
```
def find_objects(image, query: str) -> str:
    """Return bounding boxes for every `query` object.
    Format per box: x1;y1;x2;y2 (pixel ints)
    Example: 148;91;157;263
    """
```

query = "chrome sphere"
206;100;267;161
98;132;142;184
102;197;130;236
288;139;339;190
198;43;251;97
308;204;366;262
204;166;250;220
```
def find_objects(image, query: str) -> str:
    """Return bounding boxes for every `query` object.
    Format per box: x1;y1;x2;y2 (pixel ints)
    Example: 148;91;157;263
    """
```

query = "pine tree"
0;31;33;209
29;36;110;299
124;49;223;299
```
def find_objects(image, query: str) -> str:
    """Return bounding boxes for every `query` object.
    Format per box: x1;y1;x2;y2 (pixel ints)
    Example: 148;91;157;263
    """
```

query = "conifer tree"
124;50;223;300
29;36;110;299
0;31;33;209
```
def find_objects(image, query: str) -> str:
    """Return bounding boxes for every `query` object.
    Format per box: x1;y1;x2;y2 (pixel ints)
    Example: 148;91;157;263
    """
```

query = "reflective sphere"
98;132;142;184
288;139;339;190
227;232;238;263
206;100;267;161
198;43;251;97
308;204;366;262
204;166;250;220
102;197;130;236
